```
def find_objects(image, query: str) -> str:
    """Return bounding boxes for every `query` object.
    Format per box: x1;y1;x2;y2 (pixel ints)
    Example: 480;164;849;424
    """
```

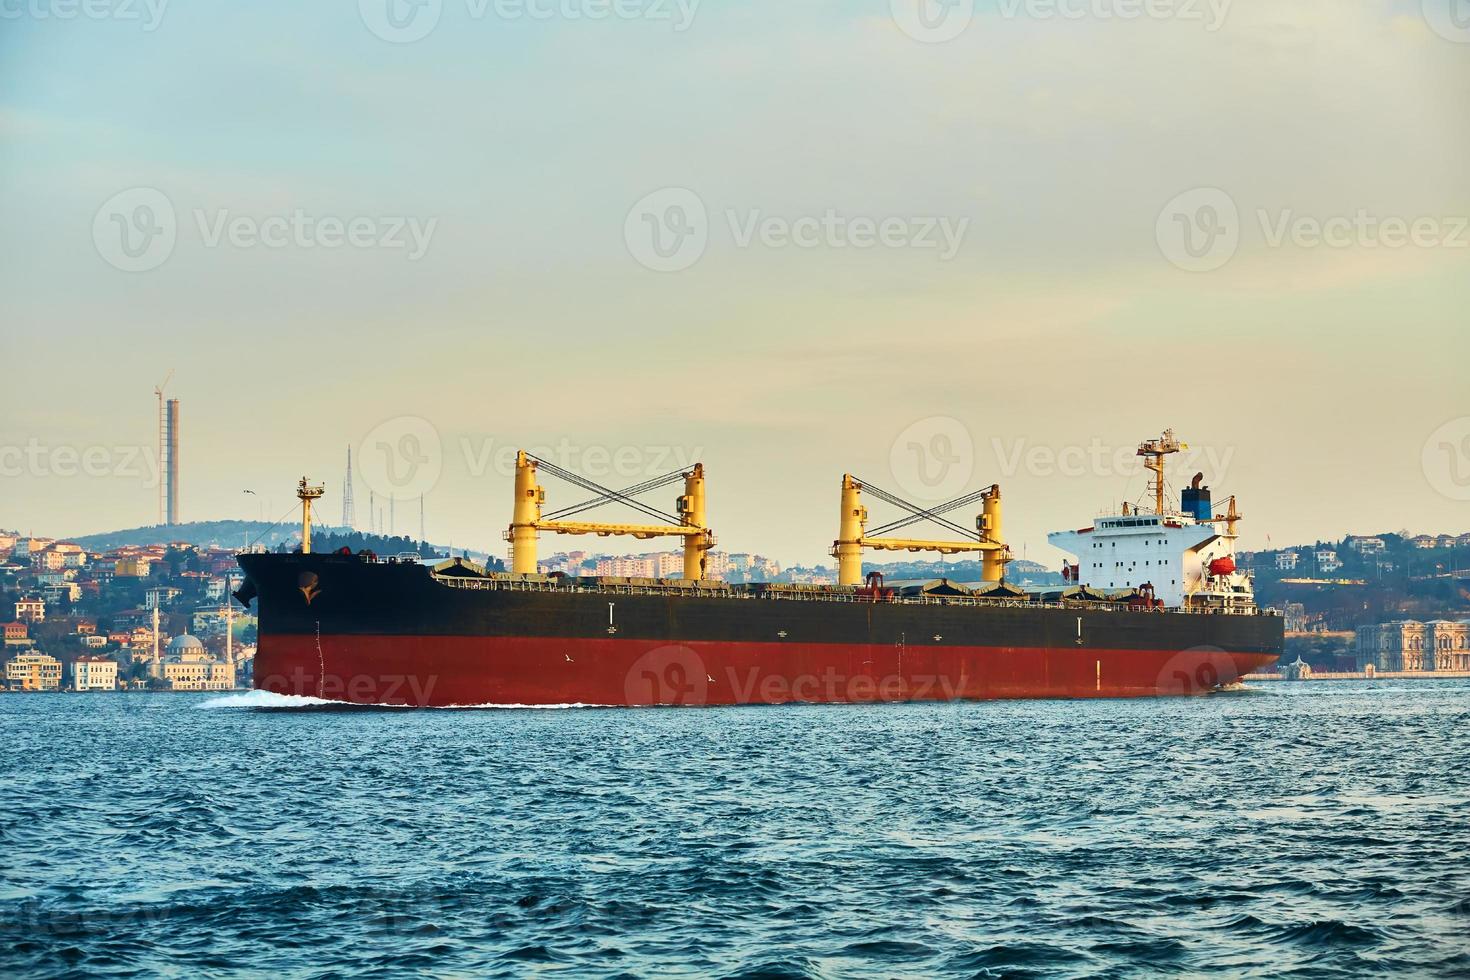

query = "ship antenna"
1136;429;1187;515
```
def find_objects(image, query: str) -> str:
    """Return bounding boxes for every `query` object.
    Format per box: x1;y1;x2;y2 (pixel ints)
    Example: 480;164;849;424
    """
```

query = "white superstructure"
1047;430;1255;611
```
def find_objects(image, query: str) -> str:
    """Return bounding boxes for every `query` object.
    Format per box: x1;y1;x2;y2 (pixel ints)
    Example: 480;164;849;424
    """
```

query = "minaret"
150;605;161;679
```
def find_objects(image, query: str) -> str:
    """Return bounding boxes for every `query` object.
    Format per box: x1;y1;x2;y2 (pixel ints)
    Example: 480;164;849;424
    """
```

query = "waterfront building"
5;652;63;691
71;655;119;691
1356;620;1470;671
161;634;237;691
1279;656;1314;680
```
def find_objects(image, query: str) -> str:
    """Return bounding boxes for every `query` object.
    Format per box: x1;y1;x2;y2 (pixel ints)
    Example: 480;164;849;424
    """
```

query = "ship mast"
1136;429;1186;515
297;477;325;554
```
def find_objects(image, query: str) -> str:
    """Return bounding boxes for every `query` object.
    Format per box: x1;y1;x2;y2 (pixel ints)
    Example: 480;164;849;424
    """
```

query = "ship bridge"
1047;430;1254;610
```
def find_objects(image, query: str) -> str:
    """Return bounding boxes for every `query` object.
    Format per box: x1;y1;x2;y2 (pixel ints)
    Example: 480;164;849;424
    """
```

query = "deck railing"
430;574;1278;616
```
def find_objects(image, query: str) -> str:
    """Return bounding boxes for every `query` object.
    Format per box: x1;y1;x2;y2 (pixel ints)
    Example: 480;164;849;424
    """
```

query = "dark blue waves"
3;682;1469;978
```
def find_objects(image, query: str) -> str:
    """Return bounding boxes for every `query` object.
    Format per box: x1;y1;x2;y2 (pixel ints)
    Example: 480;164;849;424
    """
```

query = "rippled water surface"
3;682;1469;978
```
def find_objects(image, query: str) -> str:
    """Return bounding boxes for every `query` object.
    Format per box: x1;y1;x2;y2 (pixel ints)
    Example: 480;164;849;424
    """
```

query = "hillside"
66;521;475;561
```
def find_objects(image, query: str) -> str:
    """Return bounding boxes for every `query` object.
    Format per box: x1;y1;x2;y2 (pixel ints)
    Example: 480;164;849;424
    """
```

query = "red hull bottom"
254;634;1278;707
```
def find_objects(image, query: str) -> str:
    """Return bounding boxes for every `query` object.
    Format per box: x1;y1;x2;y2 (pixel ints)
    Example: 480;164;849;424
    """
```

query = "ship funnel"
1181;473;1212;522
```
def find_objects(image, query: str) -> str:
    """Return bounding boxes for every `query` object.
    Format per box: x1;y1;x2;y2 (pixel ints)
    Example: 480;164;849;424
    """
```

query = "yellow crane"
507;451;714;580
831;475;1010;586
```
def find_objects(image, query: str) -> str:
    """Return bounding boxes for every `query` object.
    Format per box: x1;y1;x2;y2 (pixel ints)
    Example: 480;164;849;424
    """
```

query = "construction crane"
506;451;714;580
831;475;1010;586
1137;428;1186;516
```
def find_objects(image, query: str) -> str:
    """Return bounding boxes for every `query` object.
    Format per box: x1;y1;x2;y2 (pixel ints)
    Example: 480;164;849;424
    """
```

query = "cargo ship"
236;430;1281;707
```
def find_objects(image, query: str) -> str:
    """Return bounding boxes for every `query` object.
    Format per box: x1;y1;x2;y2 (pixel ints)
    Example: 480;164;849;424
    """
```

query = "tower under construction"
155;373;180;527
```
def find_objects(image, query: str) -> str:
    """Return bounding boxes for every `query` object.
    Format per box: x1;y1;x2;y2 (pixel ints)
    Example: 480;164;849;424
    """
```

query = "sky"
1;0;1468;567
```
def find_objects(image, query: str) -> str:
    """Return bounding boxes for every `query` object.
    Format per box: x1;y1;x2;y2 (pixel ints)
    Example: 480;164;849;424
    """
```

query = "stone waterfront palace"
1356;621;1470;672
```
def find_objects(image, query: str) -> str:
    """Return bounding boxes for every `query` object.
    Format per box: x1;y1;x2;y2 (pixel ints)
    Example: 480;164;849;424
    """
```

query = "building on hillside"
14;598;45;624
3;622;32;648
144;586;182;610
114;556;155;578
1314;550;1341;574
13;537;55;559
1356;620;1470;671
70;656;118;691
81;634;108;649
1275;552;1300;571
191;606;236;636
5;652;62;691
1411;534;1436;549
1347;536;1387;555
42;582;82;605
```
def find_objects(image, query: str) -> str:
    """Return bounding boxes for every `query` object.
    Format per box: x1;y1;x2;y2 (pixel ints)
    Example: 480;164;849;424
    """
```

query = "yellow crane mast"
832;475;1009;586
507;451;714;580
